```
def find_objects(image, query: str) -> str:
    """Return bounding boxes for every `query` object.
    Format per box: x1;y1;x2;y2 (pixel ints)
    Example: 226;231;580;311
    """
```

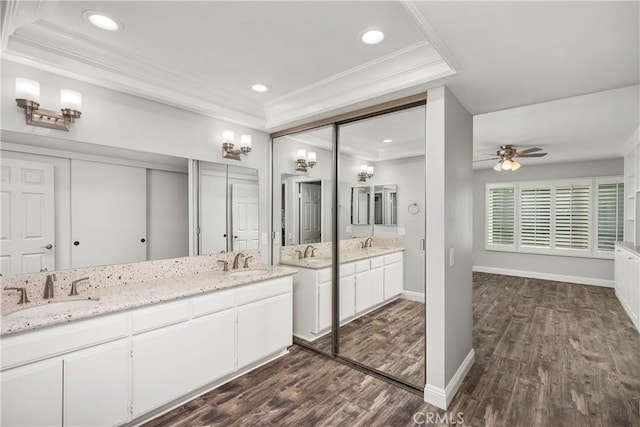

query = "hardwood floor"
301;298;425;387
145;273;640;426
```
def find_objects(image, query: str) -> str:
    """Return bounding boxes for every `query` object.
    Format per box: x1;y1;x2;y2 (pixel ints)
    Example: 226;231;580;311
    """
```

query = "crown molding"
1;0;42;50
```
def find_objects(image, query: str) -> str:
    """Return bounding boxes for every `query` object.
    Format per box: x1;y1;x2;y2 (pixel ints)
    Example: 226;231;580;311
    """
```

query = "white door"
237;300;267;368
63;340;129;427
1;358;63;427
299;182;321;244
0;158;55;275
71;159;146;268
231;182;259;250
200;170;227;254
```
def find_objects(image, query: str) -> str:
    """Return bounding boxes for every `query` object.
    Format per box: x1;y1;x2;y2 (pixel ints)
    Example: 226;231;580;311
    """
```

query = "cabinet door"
317;281;332;332
615;248;625;295
626;255;640;324
371;267;385;306
266;293;292;355
340;275;355;321
190;310;236;390
237;300;267;368
132;322;191;417
64;340;129;427
355;270;372;313
1;358;62;427
384;262;403;299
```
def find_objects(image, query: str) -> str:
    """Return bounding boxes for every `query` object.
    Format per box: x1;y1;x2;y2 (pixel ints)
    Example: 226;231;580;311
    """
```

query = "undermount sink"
3;299;99;319
303;258;331;265
230;269;269;277
364;247;391;253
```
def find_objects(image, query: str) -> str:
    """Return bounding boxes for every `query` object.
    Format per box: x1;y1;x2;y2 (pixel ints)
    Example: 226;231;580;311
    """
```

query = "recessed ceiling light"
251;84;269;93
360;29;385;45
382;139;393;143
82;10;123;32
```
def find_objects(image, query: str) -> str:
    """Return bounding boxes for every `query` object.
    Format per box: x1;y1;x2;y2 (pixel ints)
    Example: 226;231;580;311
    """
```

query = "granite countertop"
616;242;640;257
1;265;296;336
280;247;404;270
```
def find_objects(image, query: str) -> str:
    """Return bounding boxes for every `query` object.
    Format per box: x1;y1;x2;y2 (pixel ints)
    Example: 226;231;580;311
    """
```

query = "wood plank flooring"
145;273;640;426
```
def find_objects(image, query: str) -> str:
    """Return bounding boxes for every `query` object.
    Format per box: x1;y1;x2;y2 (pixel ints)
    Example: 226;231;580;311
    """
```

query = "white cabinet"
615;244;640;332
64;340;129;427
291;252;403;341
238;300;268;368
266;293;293;355
190;310;236;388
1;358;62;427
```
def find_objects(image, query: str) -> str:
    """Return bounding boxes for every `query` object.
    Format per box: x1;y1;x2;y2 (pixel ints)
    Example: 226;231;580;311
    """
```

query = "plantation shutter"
597;181;624;251
520;186;551;247
487;186;515;245
555;183;591;250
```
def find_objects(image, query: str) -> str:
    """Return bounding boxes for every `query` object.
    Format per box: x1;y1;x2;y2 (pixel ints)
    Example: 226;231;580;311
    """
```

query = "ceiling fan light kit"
484;145;546;172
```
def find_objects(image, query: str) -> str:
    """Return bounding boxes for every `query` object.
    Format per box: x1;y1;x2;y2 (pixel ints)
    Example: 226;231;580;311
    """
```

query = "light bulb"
223;130;234;144
366;166;374;175
240;134;251;148
60;90;82;111
502;160;512;171
15;78;40;103
360;164;368;172
297;149;306;160
493;162;503;172
510;160;521;171
307;152;316;162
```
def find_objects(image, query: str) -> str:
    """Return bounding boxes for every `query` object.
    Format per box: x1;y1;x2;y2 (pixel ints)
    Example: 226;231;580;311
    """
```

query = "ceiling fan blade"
473;157;500;162
517;147;543;154
517;152;547;158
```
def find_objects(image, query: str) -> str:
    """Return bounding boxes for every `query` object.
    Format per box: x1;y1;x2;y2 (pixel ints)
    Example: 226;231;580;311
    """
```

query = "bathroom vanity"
1;264;295;427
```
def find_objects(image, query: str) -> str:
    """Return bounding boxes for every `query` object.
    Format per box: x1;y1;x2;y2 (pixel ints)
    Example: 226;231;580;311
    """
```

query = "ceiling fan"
475;145;548;172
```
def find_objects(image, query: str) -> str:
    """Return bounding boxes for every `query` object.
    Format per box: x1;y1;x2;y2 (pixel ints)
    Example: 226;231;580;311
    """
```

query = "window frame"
485;176;623;260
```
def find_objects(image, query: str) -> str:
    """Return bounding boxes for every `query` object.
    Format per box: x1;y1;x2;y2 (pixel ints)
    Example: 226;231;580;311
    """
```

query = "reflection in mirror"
198;162;259;254
374;184;397;225
0;135;189;275
337;105;426;388
351;186;371;225
272;125;334;355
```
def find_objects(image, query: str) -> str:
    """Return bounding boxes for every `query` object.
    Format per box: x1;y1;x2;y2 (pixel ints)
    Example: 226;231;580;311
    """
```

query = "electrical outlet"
449;248;455;266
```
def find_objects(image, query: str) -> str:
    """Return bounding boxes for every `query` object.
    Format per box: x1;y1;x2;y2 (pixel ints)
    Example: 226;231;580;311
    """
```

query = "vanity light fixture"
295;149;317;172
358;164;374;182
15;78;82;131
222;130;252;160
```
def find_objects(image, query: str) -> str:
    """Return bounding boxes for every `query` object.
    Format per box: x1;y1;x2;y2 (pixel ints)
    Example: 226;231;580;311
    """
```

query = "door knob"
73;241;80;246
140;238;146;243
43;244;53;250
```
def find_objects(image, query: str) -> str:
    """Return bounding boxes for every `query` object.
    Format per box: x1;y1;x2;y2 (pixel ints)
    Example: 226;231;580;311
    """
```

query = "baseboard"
424;348;475;409
401;290;425;303
473;265;614;288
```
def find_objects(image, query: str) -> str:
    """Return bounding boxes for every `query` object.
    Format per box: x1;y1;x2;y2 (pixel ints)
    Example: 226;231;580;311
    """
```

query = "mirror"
0;134;189;275
374;184;397;225
351;186;371;225
337;105;426;388
198;162;259;254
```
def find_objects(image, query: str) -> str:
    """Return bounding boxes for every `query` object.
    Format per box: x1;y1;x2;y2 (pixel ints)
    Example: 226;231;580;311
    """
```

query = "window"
485;177;623;259
487;186;515;246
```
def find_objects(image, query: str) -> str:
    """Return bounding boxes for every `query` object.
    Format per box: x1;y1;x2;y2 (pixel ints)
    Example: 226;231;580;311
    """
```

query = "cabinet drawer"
340;262;355;277
191;289;235;318
132;300;190;334
236;277;291;306
384;252;402;265
2;314;128;370
355;260;369;273
317;268;331;284
370;256;384;269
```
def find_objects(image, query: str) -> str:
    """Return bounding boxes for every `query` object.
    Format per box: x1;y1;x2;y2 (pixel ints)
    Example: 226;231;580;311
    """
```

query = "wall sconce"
358;164;374;182
15;78;82;131
222;131;252;160
295;149;317;172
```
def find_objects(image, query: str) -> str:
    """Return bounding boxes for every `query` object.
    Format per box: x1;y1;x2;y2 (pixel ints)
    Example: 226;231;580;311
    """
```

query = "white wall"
1;59;271;262
372;156;425;294
425;86;474;409
473;158;623;284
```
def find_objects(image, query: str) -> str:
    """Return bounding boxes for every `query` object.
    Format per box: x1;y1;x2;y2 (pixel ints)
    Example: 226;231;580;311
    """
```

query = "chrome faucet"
303;245;316;258
43;274;56;299
4;287;29;304
362;237;374;248
243;256;254;268
69;277;89;296
232;253;245;269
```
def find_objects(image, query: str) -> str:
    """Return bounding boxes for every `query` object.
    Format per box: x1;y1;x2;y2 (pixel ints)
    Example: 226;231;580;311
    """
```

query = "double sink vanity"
1;252;296;427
